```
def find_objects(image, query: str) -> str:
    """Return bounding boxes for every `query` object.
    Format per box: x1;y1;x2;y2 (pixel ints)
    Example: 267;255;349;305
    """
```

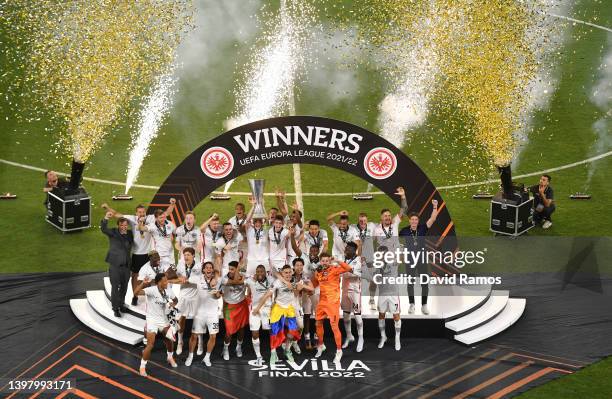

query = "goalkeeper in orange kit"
312;252;352;364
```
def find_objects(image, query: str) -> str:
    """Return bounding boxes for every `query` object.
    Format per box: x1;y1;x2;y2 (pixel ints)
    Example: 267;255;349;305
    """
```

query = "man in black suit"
101;211;134;317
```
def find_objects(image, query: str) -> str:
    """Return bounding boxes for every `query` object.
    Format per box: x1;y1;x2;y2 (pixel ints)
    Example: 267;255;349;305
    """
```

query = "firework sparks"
125;67;177;194
2;1;193;163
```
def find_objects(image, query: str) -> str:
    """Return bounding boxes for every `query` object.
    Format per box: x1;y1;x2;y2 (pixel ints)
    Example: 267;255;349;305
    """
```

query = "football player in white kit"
354;212;379;311
140;209;176;267
289;227;321;350
375;246;402;351
199;213;221;264
240;199;270;277
101;200;175;305
186;261;221;367
327;210;361;261
290;257;314;355
137;251;170;294
228;202;247;229
340;242;364;352
303;220;328;256
246;264;273;365
135;273;178;376
215;223;244;276
174;211;203;263
373;187;408;255
253;265;304;365
219;261;249;361
169;247;202;356
268;215;290;274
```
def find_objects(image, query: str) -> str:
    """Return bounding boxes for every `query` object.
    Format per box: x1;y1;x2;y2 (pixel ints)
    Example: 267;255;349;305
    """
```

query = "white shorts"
378;295;400;314
146;320;170;334
249;305;271;331
341;290;362;314
302;291;319;315
246;259;269;278
177;296;199;319
193;313;220;335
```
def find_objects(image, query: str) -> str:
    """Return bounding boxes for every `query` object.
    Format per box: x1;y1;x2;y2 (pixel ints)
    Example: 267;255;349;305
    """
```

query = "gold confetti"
2;0;194;162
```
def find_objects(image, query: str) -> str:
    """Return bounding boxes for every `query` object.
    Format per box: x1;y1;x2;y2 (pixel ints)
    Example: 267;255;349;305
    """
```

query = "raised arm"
100;213;114;237
163;198;177;217
101;203;124;218
326;210;346;225
242;197;257;233
426;199;439;229
289;225;303;257
276;189;289;216
199;213;218;232
396;187;408;217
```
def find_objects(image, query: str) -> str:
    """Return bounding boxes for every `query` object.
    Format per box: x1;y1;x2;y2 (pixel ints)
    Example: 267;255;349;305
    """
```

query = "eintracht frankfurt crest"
364;147;397;180
200;146;234;179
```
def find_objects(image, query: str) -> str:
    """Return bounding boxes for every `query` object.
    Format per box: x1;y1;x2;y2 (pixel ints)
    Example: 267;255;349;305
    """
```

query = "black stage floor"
1;271;611;398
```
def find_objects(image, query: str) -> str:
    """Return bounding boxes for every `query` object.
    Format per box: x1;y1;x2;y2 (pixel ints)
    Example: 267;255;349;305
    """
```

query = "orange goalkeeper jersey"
314;261;351;305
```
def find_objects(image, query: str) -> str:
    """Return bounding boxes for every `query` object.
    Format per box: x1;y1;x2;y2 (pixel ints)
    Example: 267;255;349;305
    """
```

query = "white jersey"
304;230;328;253
138;261;170;282
330;223;361;260
246;277;273;308
374;215;401;252
352;222;377;263
144;286;176;325
246;226;269;261
147;221;176;262
376;262;400;296
228;215;247;230
268;227;289;263
220;275;246;304
215;233;244;270
341;256;362;293
196;274;221;316
298;254;319;280
124;214;155;255
176;260;202;300
175;224;201;257
272;278;296;308
203;227;222;262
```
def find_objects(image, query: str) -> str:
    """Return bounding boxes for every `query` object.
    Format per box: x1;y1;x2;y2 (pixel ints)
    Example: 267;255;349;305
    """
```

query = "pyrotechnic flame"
230;0;315;126
125;67;177;194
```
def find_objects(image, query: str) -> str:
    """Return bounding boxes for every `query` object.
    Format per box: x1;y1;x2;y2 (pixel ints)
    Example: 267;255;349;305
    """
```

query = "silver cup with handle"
248;179;267;219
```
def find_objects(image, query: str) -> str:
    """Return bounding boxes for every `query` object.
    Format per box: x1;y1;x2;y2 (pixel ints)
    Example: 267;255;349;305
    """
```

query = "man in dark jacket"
101;211;134;317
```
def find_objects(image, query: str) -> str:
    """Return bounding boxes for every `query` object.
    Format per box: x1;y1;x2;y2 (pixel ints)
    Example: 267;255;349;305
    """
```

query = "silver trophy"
248;179;267;219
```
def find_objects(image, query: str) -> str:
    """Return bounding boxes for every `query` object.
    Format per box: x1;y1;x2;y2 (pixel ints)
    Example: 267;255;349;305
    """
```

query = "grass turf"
0;1;611;397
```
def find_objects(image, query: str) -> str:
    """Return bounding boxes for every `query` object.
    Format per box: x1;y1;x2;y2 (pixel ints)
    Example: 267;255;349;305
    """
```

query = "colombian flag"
269;303;301;349
223;299;249;335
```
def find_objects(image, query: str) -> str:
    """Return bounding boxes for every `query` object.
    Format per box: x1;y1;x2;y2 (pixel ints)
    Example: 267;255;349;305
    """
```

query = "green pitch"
0;1;610;397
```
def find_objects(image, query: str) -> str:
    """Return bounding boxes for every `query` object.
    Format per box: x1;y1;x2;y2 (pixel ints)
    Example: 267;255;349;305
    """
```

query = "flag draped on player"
223;299;250;335
269;303;301;349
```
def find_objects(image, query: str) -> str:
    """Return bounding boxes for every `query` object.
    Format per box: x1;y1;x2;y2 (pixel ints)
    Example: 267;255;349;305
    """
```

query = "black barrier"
147;116;455;243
